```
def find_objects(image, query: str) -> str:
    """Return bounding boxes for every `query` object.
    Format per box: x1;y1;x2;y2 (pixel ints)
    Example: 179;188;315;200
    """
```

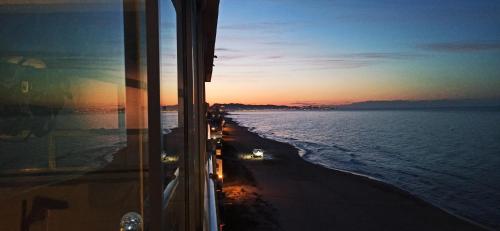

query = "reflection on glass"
0;1;149;230
160;0;180;185
0;2;126;172
159;1;185;230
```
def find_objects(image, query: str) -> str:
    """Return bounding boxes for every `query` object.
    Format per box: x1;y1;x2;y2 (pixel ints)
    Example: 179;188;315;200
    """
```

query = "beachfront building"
0;0;220;230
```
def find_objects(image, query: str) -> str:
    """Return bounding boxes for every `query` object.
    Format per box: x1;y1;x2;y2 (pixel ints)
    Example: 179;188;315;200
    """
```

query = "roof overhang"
201;0;219;82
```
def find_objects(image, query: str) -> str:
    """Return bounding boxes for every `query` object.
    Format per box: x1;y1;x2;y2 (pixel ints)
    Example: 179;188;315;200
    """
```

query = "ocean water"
228;110;500;229
1;113;126;171
0;111;178;171
161;111;178;134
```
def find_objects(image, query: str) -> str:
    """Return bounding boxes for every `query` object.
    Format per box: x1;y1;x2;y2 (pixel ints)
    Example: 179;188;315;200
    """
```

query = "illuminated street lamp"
252;149;264;158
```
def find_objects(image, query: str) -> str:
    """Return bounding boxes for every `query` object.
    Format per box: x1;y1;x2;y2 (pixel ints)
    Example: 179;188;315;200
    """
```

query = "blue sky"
1;1;499;106
206;0;500;105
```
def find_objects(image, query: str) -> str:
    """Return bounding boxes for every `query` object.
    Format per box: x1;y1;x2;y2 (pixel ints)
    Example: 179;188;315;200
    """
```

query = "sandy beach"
220;118;485;231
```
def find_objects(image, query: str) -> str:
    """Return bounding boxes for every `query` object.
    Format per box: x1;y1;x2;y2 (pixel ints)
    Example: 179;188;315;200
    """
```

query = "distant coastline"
36;99;499;115
210;99;500;111
212;103;335;111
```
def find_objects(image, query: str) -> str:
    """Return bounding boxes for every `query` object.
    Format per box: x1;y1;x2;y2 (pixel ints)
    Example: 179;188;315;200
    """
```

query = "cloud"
266;55;282;59
289;52;423;70
258;41;304;46
22;58;47;69
342;52;424;60
4;56;47;69
300;58;373;69
6;56;23;64
215;47;239;52
418;42;500;53
215;51;423;72
217;54;249;60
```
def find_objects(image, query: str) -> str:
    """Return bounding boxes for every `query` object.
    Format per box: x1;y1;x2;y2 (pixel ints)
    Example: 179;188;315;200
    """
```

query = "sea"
228;109;500;229
0;111;178;170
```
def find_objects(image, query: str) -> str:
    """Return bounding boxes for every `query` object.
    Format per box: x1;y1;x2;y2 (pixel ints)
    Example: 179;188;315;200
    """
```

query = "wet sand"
221;118;485;231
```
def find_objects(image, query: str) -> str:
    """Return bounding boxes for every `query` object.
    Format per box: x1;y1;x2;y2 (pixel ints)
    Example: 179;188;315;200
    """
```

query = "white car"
252;149;264;158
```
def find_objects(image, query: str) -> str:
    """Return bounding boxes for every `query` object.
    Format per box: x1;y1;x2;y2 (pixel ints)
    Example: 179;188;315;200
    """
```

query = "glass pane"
161;0;180;178
0;1;150;230
160;1;185;230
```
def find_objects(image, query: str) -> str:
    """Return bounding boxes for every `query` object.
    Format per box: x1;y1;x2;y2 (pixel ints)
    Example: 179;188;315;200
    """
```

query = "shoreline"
233;119;494;230
297;156;492;231
251;126;492;231
221;118;486;231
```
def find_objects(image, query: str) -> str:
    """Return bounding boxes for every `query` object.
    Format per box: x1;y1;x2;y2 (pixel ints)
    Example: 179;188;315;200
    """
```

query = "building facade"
0;0;220;230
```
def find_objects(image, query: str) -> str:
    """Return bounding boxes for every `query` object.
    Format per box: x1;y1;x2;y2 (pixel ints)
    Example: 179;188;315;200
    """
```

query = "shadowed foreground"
221;119;484;231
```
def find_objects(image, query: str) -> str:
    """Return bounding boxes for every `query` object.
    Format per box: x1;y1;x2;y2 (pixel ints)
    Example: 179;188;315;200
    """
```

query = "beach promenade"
220;119;484;231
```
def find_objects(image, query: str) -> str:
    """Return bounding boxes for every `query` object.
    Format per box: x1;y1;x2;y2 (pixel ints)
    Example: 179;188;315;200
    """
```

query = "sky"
1;1;500;108
206;0;500;105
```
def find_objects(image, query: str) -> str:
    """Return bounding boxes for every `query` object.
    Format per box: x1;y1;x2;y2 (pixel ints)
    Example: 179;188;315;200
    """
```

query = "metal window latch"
120;212;143;231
